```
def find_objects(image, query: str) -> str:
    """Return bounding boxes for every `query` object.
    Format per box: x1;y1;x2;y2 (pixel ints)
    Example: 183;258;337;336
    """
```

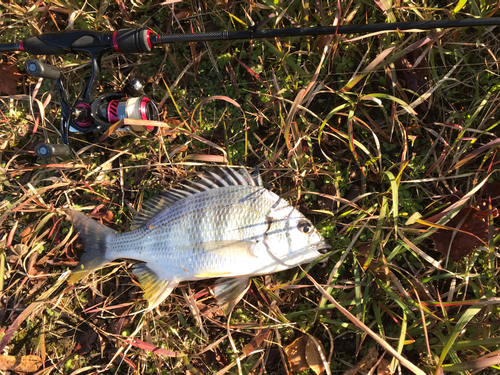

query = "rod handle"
25;59;61;80
21;29;152;55
35;143;71;158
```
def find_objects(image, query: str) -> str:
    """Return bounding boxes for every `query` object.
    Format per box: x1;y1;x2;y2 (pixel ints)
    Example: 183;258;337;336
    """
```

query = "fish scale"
66;168;330;311
118;186;273;278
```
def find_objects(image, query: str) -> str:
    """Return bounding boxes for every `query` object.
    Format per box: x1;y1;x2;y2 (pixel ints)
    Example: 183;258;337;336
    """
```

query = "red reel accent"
139;97;154;130
146;30;152;49
112;31;119;52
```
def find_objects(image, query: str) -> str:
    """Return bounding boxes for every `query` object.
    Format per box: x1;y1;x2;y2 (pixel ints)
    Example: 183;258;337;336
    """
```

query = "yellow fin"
195;271;232;278
133;264;178;310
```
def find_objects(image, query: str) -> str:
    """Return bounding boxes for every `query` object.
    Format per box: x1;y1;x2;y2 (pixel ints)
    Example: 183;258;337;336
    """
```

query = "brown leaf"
0;354;42;372
242;328;270;357
134;164;151;185
75;328;99;355
102;210;114;222
377;358;391;375
305;335;327;375
431;207;488;259
284;334;327;374
313;35;332;52
343;347;379;375
284;336;309;372
0;64;21;95
19;223;35;244
396;50;430;112
174;10;192;20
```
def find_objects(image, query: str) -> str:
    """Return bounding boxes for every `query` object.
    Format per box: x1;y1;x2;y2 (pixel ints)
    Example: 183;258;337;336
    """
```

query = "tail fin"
65;209;116;284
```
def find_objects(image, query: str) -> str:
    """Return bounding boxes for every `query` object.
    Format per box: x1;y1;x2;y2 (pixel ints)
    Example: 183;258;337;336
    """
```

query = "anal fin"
212;277;250;315
133;264;178;310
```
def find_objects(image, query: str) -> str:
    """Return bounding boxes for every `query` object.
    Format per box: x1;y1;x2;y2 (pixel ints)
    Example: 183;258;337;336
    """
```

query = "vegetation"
1;0;500;373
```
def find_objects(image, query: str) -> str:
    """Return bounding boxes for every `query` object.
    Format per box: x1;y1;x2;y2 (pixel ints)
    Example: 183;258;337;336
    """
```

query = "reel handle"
35;143;71;158
25;59;61;80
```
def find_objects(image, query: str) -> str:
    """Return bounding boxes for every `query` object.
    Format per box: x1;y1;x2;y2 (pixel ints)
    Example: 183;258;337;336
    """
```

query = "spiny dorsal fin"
239;167;263;187
130;168;263;229
130;195;177;230
132;263;178;310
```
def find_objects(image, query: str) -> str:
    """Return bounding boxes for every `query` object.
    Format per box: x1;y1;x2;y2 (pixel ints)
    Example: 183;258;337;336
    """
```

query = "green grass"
1;0;500;374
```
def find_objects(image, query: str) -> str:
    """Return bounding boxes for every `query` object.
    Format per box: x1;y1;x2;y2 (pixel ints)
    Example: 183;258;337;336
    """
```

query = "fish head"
264;199;330;268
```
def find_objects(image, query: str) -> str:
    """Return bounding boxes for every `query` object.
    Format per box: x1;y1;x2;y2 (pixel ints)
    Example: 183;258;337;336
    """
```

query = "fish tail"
65;209;116;284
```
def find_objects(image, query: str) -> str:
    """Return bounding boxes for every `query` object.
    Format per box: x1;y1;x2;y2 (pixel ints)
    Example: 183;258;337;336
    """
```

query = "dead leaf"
134;160;152;185
355;243;391;282
75;328;99;355
0;354;42;372
305;335;327;375
174;9;192;20
377;358;391;375
431;207;489;259
0;64;21;95
284;334;327;374
7;244;28;264
102;210;114;222
242;328;271;357
284;336;309;372
396;50;430;112
19;223;35;244
343;347;378;375
313;35;333;52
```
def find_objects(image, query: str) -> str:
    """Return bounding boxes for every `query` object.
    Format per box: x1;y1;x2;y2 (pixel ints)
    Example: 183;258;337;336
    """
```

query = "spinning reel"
2;18;499;158
22;29;159;158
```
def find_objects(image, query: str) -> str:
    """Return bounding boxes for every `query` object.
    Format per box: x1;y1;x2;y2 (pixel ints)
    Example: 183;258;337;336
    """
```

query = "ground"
1;0;500;374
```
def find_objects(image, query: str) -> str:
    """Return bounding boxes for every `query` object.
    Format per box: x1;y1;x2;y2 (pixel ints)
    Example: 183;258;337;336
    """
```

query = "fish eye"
297;219;312;234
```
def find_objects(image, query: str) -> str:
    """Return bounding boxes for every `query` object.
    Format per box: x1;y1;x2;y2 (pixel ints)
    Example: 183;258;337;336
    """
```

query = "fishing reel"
22;28;159;158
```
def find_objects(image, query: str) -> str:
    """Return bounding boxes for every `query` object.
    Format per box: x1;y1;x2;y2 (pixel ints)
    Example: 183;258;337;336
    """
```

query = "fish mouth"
315;241;331;255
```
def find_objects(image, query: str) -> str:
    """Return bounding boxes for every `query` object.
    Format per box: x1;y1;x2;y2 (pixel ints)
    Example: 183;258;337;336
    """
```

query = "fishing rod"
1;17;499;158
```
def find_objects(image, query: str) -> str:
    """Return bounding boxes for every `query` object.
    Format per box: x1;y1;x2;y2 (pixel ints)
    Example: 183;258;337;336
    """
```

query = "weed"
1;0;500;374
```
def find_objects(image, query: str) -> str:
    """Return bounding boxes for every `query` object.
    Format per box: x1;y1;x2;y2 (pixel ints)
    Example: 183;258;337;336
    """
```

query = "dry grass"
1;0;500;374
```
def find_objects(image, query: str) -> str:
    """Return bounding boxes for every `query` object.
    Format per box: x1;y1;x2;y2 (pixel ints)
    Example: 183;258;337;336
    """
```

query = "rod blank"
152;17;500;45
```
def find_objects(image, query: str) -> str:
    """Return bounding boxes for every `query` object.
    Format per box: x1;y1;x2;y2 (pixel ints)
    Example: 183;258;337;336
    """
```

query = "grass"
1;0;500;374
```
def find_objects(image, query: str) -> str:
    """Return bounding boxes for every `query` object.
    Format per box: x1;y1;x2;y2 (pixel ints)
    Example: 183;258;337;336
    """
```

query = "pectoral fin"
133;264;178;310
212;277;250;315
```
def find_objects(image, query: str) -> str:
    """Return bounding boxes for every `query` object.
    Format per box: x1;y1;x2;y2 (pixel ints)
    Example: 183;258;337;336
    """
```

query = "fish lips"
314;241;331;255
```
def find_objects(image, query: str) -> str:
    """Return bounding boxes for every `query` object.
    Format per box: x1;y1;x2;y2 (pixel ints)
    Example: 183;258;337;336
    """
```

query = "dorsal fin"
239;167;262;187
130;168;262;230
130;194;178;230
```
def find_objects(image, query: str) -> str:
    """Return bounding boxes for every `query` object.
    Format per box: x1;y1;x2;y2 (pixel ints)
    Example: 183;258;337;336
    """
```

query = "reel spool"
92;93;159;132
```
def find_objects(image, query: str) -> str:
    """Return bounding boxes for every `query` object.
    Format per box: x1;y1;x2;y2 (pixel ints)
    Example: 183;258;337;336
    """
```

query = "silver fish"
67;168;330;311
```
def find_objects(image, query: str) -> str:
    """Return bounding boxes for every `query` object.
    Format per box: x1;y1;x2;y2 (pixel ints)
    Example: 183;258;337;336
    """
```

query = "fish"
66;168;330;311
